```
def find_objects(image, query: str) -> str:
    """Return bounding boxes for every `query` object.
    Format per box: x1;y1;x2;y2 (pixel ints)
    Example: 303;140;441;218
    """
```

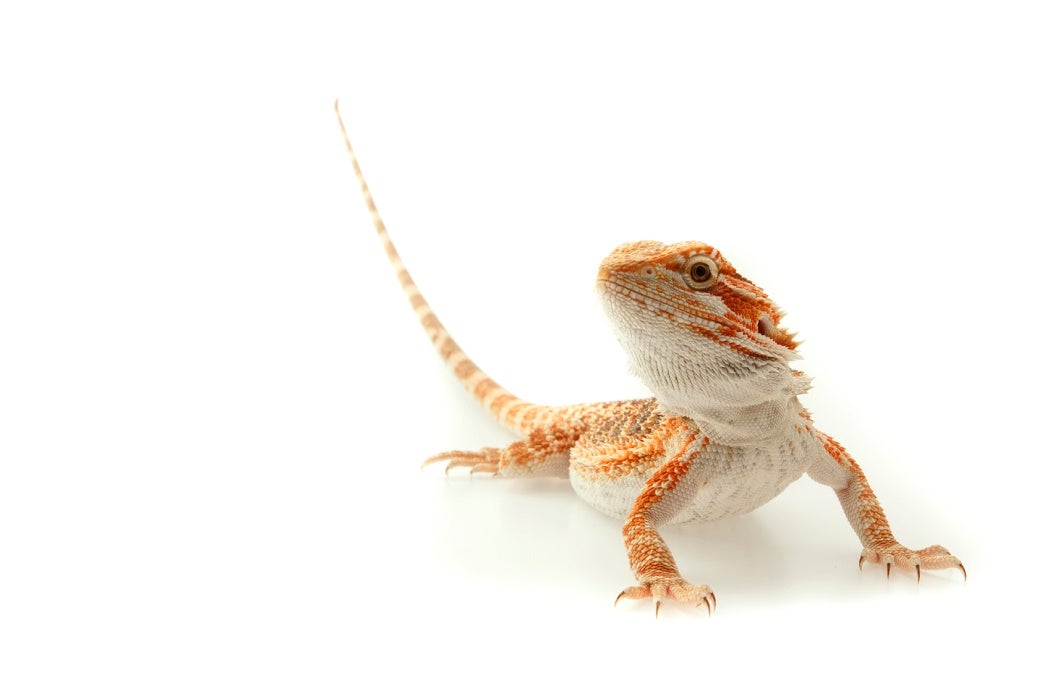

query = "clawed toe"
859;544;966;581
615;580;716;617
423;448;501;475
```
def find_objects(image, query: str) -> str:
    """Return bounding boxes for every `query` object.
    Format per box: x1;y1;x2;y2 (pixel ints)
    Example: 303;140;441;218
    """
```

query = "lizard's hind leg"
424;421;583;478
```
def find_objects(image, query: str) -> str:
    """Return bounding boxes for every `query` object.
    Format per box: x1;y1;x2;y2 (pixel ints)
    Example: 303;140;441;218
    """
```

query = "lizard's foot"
420;426;576;479
615;576;716;617
423;448;501;476
859;543;966;581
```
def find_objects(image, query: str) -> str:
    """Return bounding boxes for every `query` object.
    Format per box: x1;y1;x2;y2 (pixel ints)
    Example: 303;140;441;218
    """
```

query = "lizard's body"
336;104;964;612
521;397;811;524
569;398;812;523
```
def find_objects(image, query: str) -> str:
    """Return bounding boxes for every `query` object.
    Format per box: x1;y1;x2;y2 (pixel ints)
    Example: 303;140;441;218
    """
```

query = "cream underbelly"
568;439;812;523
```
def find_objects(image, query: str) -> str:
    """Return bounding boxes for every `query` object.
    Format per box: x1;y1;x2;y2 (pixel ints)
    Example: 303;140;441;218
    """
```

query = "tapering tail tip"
334;99;346;131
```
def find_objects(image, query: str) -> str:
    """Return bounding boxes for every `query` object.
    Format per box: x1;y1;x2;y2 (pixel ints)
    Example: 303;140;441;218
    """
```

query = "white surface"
1;1;1046;697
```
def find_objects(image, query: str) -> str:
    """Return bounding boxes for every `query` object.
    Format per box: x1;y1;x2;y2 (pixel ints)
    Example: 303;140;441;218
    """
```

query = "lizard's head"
596;241;809;423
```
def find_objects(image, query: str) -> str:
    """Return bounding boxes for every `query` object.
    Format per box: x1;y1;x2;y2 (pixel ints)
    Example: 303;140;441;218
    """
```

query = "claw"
423;449;500;476
421;453;445;469
614;581;714;618
860;546;965;584
710;592;717;613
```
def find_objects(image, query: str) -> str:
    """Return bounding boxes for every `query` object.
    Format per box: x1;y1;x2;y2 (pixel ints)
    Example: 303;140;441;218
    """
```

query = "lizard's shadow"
435;475;951;611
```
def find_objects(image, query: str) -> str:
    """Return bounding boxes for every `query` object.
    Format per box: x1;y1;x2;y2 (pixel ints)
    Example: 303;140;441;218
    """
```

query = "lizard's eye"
684;255;719;290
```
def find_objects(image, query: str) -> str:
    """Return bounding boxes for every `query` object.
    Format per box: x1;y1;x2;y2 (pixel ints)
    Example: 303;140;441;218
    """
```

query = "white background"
1;1;1047;696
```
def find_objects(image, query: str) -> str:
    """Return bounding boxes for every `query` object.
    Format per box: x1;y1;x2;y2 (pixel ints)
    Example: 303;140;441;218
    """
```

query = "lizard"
334;102;965;615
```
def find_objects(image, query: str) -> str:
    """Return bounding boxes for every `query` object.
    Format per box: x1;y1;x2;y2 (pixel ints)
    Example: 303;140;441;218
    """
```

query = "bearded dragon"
335;102;965;615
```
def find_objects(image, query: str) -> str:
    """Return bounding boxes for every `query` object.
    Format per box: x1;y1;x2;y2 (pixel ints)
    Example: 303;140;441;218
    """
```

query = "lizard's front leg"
808;429;966;580
615;424;717;616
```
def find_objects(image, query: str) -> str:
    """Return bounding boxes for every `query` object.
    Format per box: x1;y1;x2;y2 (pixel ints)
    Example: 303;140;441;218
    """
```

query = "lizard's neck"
621;336;810;445
662;395;804;445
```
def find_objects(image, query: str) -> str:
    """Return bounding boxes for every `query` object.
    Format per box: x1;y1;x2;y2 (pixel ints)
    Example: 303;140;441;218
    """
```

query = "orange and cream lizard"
335;103;965;615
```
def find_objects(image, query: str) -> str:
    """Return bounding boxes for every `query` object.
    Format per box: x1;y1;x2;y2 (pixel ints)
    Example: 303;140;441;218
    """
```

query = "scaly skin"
335;102;965;614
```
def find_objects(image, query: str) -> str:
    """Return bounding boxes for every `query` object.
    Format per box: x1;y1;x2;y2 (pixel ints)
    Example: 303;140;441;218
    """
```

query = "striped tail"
335;101;550;435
